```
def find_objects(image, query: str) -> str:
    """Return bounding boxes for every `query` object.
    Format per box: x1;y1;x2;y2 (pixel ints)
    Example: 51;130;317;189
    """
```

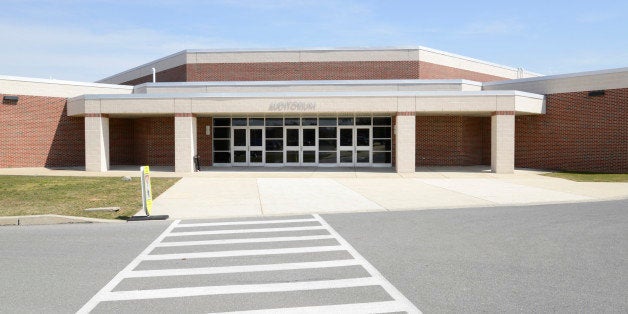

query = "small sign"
140;166;153;216
268;101;316;111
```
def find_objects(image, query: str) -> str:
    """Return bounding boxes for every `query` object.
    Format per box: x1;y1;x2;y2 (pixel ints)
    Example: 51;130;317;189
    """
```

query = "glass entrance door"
338;126;371;166
217;116;387;168
232;126;264;166
285;126;317;166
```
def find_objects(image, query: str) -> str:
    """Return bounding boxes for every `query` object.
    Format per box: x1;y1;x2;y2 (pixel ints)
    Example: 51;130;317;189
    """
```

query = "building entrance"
212;116;391;167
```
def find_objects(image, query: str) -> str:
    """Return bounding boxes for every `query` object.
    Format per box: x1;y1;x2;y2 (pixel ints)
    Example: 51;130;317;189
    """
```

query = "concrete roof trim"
134;79;483;89
417;46;538;75
186;46;538;74
0;75;133;89
98;46;540;83
484;66;628;86
78;90;543;100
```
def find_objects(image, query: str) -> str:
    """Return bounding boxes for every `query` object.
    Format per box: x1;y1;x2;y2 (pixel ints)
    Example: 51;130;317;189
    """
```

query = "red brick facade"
109;117;175;167
122;65;187;86
1;94;84;168
515;88;628;173
415;116;491;166
196;117;213;167
4;58;626;173
122;61;506;85
418;61;505;82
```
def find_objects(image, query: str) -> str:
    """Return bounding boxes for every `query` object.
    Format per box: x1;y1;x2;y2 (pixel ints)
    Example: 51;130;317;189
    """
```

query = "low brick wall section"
109;117;175;166
415;116;491;166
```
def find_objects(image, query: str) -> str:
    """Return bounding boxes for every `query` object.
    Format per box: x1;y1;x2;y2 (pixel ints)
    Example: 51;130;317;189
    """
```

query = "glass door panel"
249;127;264;165
285;128;300;165
232;128;248;166
339;127;354;166
301;127;317;165
318;125;336;165
356;127;371;165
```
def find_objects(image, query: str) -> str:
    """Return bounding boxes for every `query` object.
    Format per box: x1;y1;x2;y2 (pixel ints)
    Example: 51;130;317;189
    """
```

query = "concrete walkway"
144;167;627;219
2;166;627;219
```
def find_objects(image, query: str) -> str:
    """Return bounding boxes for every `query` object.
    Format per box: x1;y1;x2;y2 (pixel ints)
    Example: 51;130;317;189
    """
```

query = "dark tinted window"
214;152;231;163
213;118;231;126
373;117;392;125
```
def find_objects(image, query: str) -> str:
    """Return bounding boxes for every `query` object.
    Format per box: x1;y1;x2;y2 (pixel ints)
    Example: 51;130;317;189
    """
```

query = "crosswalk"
78;214;420;313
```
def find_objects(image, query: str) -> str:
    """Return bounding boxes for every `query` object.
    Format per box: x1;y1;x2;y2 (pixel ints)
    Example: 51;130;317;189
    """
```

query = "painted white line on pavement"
210;300;408;314
77;220;181;314
156;234;335;247
313;214;421;314
143;245;344;260
102;277;379;301
124;259;361;278
166;226;325;237
175;218;318;228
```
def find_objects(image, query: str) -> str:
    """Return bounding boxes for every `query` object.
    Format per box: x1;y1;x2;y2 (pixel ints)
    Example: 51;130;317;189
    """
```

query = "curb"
0;214;124;226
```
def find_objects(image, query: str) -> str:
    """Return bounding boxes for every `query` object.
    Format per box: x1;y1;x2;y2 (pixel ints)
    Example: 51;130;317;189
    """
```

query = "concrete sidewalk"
2;166;627;220
144;167;628;219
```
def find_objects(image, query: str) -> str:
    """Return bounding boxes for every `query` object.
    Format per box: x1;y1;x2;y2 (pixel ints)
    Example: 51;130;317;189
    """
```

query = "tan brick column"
491;111;515;173
395;112;416;173
175;113;198;172
85;114;109;172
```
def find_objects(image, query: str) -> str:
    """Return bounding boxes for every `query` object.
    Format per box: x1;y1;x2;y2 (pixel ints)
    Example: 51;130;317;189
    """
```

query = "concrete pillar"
85;114;109;172
175;114;197;172
491;112;515;173
395;113;416;173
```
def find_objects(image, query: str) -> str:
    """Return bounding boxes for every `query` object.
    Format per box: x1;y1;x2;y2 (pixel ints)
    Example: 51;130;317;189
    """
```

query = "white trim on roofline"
97;46;540;84
134;79;483;89
74;90;543;101
0;75;133;89
484;66;628;86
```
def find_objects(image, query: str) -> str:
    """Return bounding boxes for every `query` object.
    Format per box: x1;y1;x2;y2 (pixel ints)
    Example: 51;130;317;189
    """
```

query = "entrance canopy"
66;80;544;174
68;90;544;117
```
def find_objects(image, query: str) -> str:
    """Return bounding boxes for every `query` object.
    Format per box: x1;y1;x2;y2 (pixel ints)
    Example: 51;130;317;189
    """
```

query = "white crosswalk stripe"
78;215;420;313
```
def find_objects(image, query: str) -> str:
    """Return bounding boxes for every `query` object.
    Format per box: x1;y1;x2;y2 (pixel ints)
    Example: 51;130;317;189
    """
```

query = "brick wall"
109;118;134;165
415;116;491;166
418;61;505;82
515;88;628;173
0;94;84;168
109;117;175;166
122;61;507;85
196;117;213;167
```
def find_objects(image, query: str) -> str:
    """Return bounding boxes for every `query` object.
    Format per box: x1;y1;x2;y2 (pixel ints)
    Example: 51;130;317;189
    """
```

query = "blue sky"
1;0;627;82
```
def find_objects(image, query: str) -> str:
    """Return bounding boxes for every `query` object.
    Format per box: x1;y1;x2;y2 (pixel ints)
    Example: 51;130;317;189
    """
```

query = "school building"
1;47;626;173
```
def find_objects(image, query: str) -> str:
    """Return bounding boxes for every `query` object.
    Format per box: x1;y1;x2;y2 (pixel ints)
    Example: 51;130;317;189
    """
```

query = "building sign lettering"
268;101;316;111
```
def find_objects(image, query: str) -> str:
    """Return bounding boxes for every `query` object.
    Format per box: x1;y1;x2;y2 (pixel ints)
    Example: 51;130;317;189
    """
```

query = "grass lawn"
542;172;628;182
0;176;180;220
